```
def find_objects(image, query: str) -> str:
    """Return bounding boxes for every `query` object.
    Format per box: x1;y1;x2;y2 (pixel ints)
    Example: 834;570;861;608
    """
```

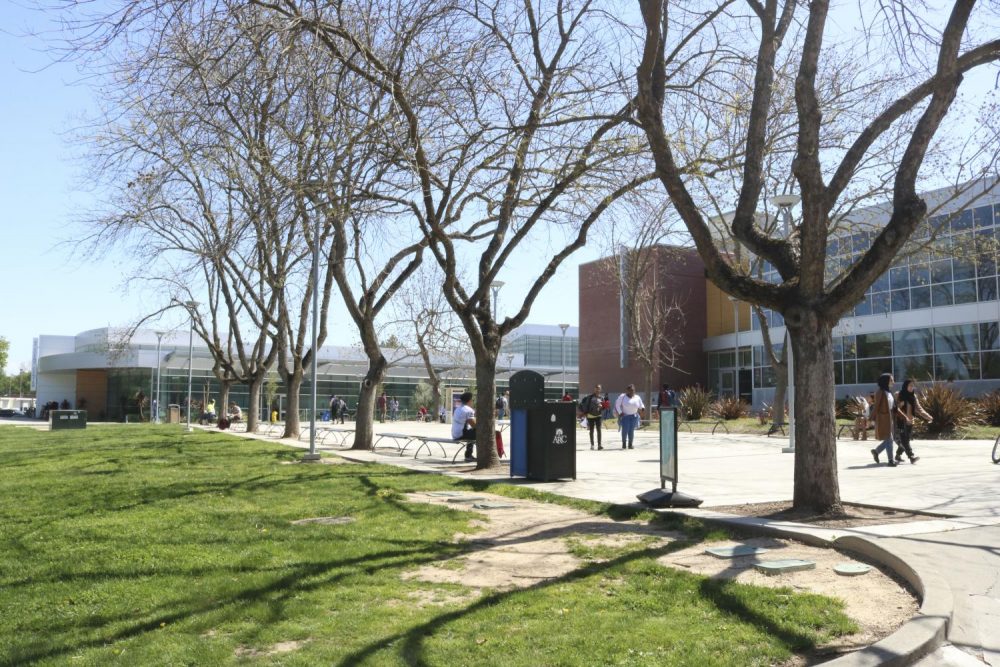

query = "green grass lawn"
0;425;858;666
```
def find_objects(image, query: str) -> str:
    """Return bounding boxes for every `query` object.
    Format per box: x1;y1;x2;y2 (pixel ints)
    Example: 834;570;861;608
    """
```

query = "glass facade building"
704;181;1000;405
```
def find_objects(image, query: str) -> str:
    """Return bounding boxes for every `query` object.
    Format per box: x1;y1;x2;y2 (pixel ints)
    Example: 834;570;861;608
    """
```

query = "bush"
679;386;713;421
918;384;981;436
978;391;1000;427
711;396;750;420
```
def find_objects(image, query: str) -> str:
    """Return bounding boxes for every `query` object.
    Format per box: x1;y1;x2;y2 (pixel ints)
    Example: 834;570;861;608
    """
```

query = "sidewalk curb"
684;515;951;666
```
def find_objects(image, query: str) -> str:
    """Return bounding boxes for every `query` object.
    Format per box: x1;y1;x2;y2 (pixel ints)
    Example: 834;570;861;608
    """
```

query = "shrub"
918;384;981;435
978;391;1000;427
679;386;713;421
711;396;750;420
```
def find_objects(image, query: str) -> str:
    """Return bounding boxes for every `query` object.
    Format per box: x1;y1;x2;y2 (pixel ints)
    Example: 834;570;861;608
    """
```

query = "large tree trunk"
352;357;388;450
789;312;841;514
771;363;787;428
473;353;500;469
219;380;232;419
246;377;262;433
282;371;303;439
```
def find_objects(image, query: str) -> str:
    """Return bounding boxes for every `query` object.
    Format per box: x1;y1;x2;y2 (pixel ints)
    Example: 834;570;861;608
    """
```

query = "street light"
728;296;740;401
559;323;570;396
154;331;165;424
490;281;505;321
301;181;327;462
770;193;801;453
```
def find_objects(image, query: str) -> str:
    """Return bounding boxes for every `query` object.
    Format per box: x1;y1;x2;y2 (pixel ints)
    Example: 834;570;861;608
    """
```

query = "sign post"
636;407;702;507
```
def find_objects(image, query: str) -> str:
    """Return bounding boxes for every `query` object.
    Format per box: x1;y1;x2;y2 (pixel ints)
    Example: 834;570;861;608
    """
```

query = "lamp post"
770;193;801;453
490;281;505;321
559;323;570;396
154;331;165;424
301;182;326;462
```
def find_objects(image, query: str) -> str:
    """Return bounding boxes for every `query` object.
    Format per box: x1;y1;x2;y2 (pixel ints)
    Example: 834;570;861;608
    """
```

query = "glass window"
854;295;872;316
852;232;869;253
982;351;1000;379
910;263;930;286
954;280;977;304
935;352;980;380
910;286;931;309
894;328;933;356
890;289;910;311
977;254;996;278
872;272;891;292
981;323;1000;351
842;336;857;360
952;209;974;231
932;283;954;307
858;358;892;385
928;215;948;237
834;362;843;385
857;331;892;358
889;266;909;290
953;258;976;280
832;337;843;360
843;360;857;384
894;356;935;383
872;292;891;315
931;259;953;284
828;238;840;256
935;324;978;354
974;205;993;228
761;367;776;388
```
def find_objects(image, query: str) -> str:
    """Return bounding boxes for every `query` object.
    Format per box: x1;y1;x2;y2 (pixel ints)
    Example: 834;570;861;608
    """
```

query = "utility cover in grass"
472;502;516;509
291;516;355;526
427;492;466;497
445;496;488;504
754;559;816;575
705;545;771;558
834;563;872;576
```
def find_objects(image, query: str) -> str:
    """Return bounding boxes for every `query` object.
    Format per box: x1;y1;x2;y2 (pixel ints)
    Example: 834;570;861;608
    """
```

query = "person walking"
377;392;387;423
581;384;604;450
871;373;902;467
614;384;645;450
389;397;399;422
895;379;933;464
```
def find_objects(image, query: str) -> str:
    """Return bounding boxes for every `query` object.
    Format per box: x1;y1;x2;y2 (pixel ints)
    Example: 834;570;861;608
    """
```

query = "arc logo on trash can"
552;427;567;446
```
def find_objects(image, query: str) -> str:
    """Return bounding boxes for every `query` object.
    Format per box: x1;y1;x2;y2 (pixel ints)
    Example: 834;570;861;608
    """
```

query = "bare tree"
636;0;1000;513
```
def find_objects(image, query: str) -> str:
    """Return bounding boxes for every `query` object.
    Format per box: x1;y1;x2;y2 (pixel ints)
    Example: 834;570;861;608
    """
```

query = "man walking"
582;384;604;450
614;385;645;450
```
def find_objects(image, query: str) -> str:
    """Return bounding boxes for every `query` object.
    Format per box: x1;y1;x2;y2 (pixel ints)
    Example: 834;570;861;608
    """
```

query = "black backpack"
496;396;505;410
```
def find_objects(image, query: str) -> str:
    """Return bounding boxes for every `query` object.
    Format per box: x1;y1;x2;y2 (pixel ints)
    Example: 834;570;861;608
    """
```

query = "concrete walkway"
233;419;1000;665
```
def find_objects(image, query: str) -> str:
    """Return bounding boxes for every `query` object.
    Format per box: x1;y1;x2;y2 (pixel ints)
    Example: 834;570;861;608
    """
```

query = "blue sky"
0;3;588;375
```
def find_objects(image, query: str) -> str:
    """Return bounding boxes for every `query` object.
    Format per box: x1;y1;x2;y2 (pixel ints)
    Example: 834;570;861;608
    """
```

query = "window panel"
843;360;857;384
981;323;1000;351
854;295;872;316
834;362;843;385
910;263;930;286
954;280;978;304
931;259;953;284
910;286;931;309
952;209;974;231
934;324;978;354
857;331;892;358
977;254;996;277
857;358;892;385
891;289;910;311
974;205;994;228
842;336;857;360
935;352;980;380
889;266;909;290
978;275;997;300
932;283;954;307
872;272;891;292
895;356;935;383
953;258;976;280
852;232;869;253
982;351;1000;379
893;328;933;356
872;292;891;315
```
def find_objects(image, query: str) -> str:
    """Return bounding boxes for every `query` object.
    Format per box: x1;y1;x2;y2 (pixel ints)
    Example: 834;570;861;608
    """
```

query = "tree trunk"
247;377;261;433
644;366;654;420
219;381;232;419
771;362;787;428
282;371;303;439
473;355;500;469
789;312;842;514
352;357;387;450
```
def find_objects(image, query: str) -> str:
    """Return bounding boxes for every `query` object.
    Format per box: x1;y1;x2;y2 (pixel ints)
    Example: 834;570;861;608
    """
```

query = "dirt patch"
234;639;309;658
703;500;948;528
402;492;917;664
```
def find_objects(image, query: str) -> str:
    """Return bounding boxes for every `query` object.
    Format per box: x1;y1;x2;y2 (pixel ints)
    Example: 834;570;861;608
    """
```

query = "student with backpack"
581;384;604;450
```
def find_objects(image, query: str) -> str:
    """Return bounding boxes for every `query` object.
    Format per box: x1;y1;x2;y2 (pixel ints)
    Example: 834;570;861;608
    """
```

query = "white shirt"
452;404;475;439
615;393;644;416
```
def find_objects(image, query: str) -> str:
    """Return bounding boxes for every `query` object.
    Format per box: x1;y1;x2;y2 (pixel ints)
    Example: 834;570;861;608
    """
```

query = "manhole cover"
754;559;816;575
472;502;516;509
834;563;872;576
291;516;356;526
706;545;771;559
445;496;488;504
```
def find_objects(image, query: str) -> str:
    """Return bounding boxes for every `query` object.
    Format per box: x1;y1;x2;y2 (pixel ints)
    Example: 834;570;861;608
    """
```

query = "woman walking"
871;373;902;467
895;379;933;464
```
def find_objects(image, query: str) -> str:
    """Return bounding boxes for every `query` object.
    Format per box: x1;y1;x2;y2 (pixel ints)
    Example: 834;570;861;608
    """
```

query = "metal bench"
678;420;730;435
373;432;417;453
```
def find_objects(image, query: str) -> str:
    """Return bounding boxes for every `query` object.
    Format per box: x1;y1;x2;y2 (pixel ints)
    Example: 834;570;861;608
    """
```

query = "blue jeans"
874;433;894;461
621;413;639;447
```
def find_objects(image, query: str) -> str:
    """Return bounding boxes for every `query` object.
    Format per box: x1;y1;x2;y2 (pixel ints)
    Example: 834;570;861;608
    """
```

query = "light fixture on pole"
154;331;165;424
770;193;801;453
490;281;505;321
728;296;740;401
559;323;570;396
